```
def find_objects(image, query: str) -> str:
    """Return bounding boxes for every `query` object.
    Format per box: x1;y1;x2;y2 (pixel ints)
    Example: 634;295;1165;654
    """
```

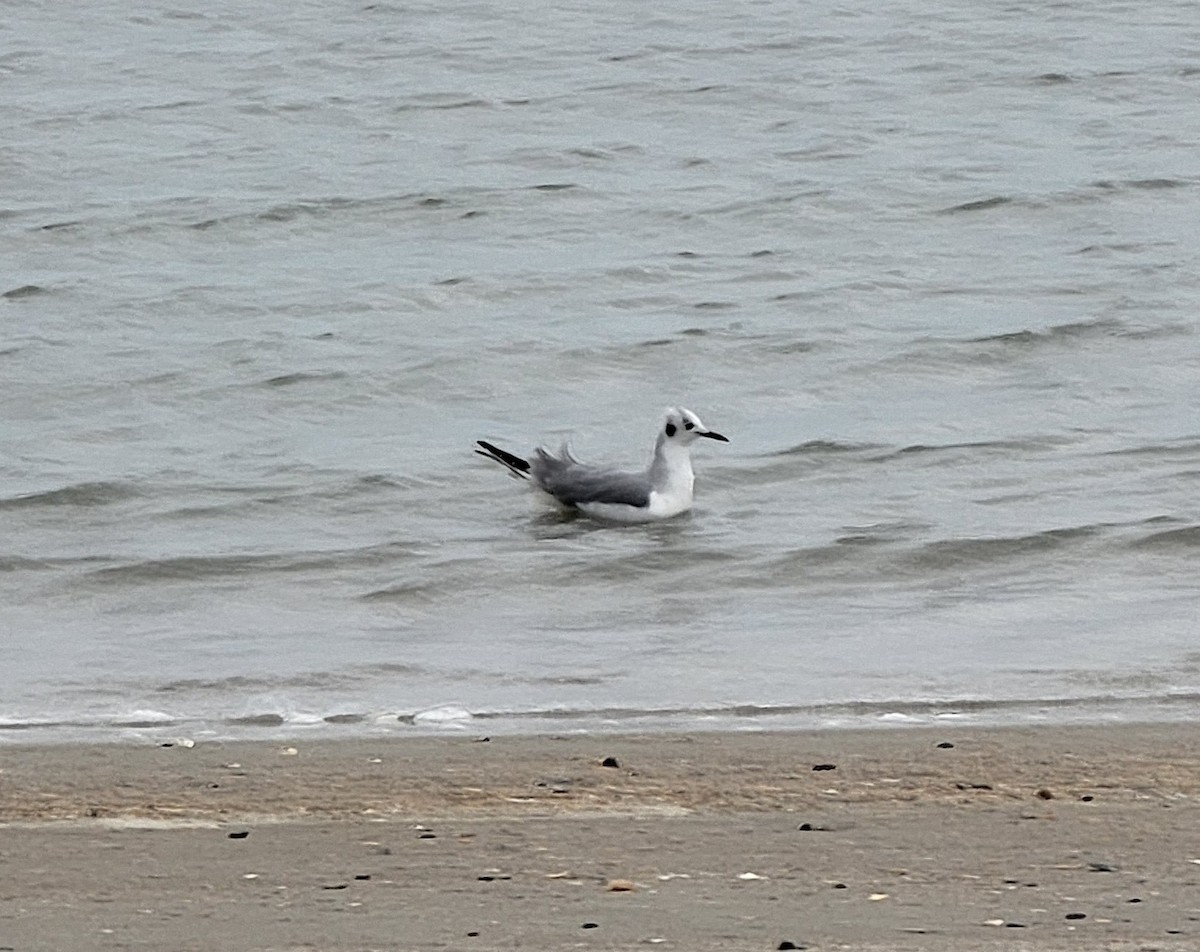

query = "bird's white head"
660;406;729;447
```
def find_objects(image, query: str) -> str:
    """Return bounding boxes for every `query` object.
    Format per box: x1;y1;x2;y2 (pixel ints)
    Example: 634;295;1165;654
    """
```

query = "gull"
476;407;729;522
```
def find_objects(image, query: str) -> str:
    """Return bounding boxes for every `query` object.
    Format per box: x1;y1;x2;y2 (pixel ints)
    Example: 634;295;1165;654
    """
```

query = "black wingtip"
475;440;532;475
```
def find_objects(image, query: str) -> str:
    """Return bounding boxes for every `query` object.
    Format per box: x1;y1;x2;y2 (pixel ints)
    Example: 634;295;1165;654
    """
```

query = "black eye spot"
684;421;694;430
665;423;676;437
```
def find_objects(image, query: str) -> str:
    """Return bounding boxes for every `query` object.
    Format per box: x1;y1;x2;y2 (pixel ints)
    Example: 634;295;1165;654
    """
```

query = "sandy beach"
3;723;1200;951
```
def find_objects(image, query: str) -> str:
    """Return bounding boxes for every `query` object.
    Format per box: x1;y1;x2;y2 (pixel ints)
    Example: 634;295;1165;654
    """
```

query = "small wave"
85;543;415;587
1100;438;1200;459
735;442;882;488
558;547;741;585
112;710;179;727
768;440;881;458
758;338;818;355
566;147;615;161
374;663;427;675
466;693;1200;725
745;523;1109;588
1033;72;1072;84
361;580;441;602
832;521;926;547
323;713;366;725
136;98;206;112
88;554;286;584
0;556;55;572
7;692;1200;742
1093;176;1190;192
771;289;823;303
227;713;286;727
2;283;47;299
407;705;474;727
898;526;1102;572
259;370;348;388
1072;242;1139;256
1129;525;1200;551
1064;177;1197;209
969;317;1126;346
939;195;1014;214
0;481;141;510
939;178;1195;219
163;480;423;521
156;671;364;693
872;436;1069;461
874;317;1169;375
394;95;492;112
762;542;866;575
190;191;477;232
0;717;69;731
0;710;181;732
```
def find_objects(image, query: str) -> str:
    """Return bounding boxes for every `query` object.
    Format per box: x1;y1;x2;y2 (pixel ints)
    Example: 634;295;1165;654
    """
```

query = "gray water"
3;0;1199;742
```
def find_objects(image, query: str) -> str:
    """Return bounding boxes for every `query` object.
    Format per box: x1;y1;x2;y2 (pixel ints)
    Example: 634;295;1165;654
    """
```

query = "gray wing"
530;447;651;508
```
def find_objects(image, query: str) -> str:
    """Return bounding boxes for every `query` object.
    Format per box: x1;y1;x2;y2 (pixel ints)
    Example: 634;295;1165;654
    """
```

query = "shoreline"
4;690;1200;747
4;723;1200;950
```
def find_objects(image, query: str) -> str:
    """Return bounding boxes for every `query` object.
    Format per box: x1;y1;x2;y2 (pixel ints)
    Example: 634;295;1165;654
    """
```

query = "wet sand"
3;724;1200;951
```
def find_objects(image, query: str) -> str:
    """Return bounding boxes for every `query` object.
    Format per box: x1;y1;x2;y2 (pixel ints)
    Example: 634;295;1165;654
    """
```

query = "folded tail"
475;440;531;480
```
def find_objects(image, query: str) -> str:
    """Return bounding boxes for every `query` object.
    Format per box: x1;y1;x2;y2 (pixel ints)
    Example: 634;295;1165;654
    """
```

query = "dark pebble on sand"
581;922;599;929
833;883;847;889
419;832;437;839
1081;795;1094;801
777;942;806;950
955;782;992;790
1036;789;1054;799
1128;898;1143;903
812;764;836;771
477;874;512;882
1065;913;1086;920
600;756;620;768
227;831;249;839
467;931;479;937
936;742;954;749
797;823;825;831
354;874;371;880
322;883;349;890
1004;922;1026;928
1088;862;1116;872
